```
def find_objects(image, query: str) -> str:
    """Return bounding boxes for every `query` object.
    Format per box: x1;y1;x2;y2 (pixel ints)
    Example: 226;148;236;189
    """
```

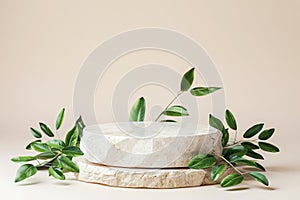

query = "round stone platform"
74;157;234;189
80;122;222;168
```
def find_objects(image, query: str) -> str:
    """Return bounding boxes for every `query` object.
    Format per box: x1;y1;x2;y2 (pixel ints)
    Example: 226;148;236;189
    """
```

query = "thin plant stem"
214;154;244;175
154;91;183;122
234;130;238;143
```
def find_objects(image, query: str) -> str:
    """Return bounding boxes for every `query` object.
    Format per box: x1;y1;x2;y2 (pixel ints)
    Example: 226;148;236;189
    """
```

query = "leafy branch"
189;109;279;187
129;68;221;122
11;108;85;182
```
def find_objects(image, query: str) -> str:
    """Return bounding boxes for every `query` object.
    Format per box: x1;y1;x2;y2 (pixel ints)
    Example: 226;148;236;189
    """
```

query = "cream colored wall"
0;0;299;165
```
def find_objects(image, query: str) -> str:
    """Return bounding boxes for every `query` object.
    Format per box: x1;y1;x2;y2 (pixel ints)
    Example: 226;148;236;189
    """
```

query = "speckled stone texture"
81;122;222;168
74;158;234;189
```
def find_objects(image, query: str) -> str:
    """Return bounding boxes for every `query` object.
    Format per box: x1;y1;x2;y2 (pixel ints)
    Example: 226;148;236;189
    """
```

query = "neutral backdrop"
1;0;299;199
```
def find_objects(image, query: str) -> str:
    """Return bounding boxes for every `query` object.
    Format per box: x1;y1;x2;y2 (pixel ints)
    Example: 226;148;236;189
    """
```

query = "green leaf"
46;139;66;150
31;142;51;152
246;149;264;160
243;123;264;138
39;122;54;137
35;152;57;160
209;114;224;131
248;172;269;186
225;109;237;130
14;164;37;182
62;146;84;157
65;126;79;146
221;128;229;147
160;119;177;122
210;164;226;181
258;128;275;140
129;97;146;121
221;173;244;187
223;145;247;160
190;87;221;96
30;128;42;138
58;156;79;173
162;105;189;116
48;166;65;180
231;157;265;171
188;154;216;169
180;68;195;91
258;142;280;153
56;108;65;130
11;156;36;163
75;116;85;138
26;140;41;150
241;142;259;150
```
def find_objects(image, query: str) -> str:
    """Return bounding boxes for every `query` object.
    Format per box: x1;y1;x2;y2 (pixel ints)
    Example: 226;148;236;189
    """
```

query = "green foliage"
190;87;221;96
210;164;226;181
188;154;216;169
220;174;244;187
189;109;279;188
180;68;195;91
162;105;189;116
15;164;37;183
129;97;146;122
11;108;83;183
56;108;65;130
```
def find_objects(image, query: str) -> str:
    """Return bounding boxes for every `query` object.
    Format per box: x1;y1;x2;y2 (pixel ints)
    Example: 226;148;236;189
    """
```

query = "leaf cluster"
11;108;85;182
130;68;221;122
189;109;279;187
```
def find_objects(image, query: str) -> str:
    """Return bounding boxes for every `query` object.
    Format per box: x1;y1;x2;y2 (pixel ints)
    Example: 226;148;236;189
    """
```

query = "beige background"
1;0;299;199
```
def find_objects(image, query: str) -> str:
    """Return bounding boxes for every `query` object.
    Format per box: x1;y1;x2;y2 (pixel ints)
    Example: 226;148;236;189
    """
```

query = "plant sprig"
189;109;279;187
129;67;221;122
11;108;85;182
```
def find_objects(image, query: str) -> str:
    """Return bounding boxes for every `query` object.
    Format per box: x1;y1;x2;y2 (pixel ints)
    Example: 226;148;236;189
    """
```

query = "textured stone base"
74;157;234;189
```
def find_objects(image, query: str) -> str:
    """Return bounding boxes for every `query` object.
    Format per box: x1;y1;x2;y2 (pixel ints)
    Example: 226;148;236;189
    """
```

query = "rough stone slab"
74;157;234;189
81;122;222;168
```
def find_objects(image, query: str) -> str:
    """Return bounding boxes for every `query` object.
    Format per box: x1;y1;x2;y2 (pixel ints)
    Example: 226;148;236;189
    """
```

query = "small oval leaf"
58;156;79;173
25;140;42;150
39;122;54;137
56;108;65;130
35;152;57;160
246;149;264;160
163;105;189;116
129;97;146;121
258;142;280;153
190;87;221;96
209;114;224;131
248;172;269;186
11;156;36;163
243;123;264;138
188;154;216;169
210;164;226;181
258;128;275;140
221;173;244;187
223;145;247;160
225;109;237;130
30;128;42;138
221;128;229;147
15;164;37;182
31;142;51;152
48;166;65;180
231;157;265;171
62;146;84;157
65;126;79;147
180;68;195;91
241;142;259;150
46;139;66;149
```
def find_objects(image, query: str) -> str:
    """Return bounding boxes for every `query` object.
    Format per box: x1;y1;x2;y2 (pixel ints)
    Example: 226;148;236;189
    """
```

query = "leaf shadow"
17;180;42;186
225;187;250;192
